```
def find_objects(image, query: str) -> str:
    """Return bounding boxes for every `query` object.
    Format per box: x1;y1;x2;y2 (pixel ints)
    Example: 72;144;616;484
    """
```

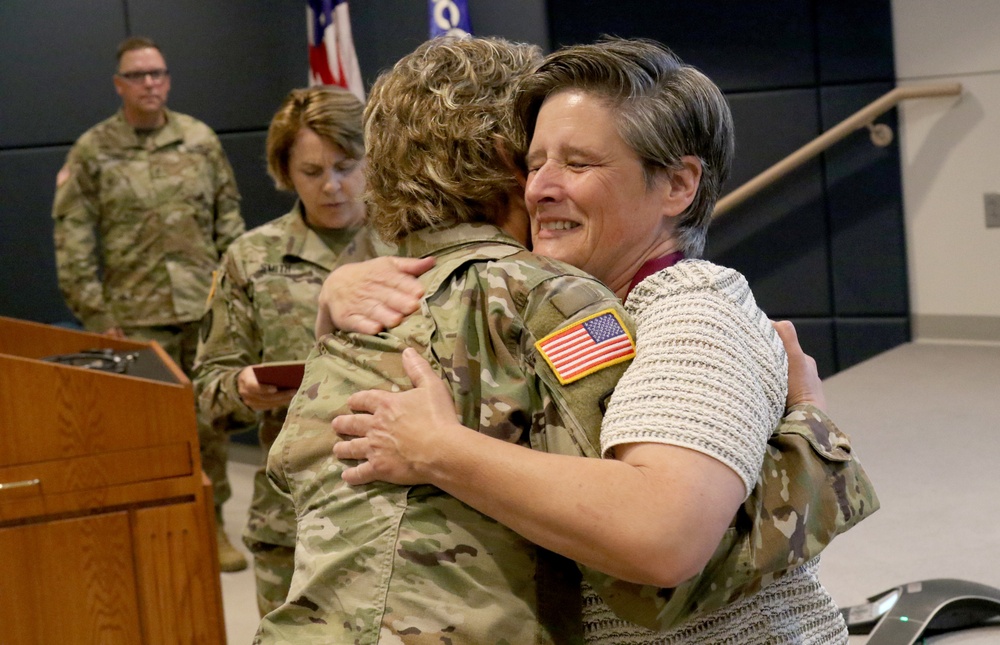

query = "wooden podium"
0;316;226;645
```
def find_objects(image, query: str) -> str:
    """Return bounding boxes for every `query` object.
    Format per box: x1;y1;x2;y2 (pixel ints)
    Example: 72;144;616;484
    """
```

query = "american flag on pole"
535;310;635;385
307;0;365;102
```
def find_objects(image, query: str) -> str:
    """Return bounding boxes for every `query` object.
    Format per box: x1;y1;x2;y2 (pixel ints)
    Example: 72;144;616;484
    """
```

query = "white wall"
893;0;1000;341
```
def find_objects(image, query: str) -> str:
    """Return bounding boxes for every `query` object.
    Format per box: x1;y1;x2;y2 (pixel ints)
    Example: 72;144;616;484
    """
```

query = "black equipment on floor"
841;578;1000;644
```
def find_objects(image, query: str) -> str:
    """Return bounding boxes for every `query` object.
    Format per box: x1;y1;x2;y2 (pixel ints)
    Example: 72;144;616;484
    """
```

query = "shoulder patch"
535;309;635;385
549;281;609;318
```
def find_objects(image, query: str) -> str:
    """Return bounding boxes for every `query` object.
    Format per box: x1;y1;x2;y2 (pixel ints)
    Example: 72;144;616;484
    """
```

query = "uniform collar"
112;107;184;149
398;222;525;259
282;201;360;271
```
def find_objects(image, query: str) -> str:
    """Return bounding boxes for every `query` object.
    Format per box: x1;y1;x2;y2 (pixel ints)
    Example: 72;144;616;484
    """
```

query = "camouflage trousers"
200;420;232;511
244;539;294;617
243;467;295;617
124;321;232;510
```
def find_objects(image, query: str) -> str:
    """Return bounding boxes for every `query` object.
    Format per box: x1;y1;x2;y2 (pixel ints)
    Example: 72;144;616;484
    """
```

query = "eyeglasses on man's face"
117;69;170;84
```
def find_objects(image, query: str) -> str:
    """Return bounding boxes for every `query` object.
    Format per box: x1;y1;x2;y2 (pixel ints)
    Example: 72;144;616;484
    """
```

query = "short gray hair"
514;37;733;257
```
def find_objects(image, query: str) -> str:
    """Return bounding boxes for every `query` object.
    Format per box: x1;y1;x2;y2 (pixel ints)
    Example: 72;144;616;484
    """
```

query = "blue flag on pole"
429;0;472;38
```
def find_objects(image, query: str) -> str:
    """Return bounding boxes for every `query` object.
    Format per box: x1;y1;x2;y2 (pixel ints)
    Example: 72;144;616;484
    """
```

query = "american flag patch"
535;309;635;385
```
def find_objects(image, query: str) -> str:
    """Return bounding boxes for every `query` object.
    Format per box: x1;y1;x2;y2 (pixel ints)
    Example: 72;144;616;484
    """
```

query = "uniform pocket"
165;259;215;320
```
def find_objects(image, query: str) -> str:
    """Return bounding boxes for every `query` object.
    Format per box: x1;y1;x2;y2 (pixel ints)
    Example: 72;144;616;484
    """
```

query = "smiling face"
114;47;170;128
525;90;680;296
288;127;366;230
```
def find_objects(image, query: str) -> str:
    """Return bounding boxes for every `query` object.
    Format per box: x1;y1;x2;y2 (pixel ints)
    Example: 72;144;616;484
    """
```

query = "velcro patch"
535;309;635;385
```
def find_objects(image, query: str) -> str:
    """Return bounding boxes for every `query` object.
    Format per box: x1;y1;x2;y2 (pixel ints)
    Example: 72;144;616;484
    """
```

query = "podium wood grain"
0;316;226;645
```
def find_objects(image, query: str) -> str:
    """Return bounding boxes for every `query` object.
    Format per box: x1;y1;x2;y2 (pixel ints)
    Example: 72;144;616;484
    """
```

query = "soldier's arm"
333;346;739;589
192;252;264;431
207;138;245;255
51;150;117;332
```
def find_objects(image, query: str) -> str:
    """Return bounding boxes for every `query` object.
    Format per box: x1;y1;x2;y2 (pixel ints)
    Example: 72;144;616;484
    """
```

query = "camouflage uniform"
52;108;244;345
583;404;876;638
256;222;635;645
193;203;382;614
52;107;245;518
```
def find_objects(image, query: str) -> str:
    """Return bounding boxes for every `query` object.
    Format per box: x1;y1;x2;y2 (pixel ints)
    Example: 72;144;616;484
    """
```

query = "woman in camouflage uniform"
255;37;639;645
192;86;380;614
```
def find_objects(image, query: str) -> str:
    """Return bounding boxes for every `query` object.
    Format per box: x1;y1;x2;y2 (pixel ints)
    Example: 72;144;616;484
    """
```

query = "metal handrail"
712;82;963;218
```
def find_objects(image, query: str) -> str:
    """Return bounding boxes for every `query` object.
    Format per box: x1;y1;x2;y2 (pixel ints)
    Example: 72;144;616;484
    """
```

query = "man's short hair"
266;86;366;192
116;36;161;64
364;36;542;241
514;37;734;258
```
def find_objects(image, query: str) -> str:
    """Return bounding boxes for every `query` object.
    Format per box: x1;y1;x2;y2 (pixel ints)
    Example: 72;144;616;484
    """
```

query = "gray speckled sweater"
583;259;847;645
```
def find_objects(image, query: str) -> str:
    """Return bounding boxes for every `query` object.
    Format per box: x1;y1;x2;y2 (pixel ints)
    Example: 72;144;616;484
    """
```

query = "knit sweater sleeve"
600;260;787;497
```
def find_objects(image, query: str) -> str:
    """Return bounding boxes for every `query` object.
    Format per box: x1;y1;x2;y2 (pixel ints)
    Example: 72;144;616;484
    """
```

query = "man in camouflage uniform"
193;86;386;613
254;37;637;644
51;36;246;569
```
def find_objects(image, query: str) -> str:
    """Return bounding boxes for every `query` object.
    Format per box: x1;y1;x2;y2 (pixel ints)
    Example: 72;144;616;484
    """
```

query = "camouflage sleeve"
581;401;880;633
207;136;245;255
782;403;837;436
51;146;116;332
192;249;260;432
263;343;330;507
521;274;637;459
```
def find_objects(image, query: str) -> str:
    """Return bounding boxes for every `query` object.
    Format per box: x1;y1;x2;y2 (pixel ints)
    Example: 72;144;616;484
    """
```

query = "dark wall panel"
787;318;837;379
0;0;126;148
127;0;304;133
0;148;74;323
220;132;297;232
351;1;429;89
817;3;895;84
351;0;551;91
468;0;549;50
835;318;910;371
546;0;816;91
822;83;908;317
708;179;831;318
725;89;822;190
707;89;831;318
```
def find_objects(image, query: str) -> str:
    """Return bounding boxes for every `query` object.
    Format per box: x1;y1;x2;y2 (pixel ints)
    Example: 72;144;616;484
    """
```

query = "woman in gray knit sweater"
330;38;848;643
